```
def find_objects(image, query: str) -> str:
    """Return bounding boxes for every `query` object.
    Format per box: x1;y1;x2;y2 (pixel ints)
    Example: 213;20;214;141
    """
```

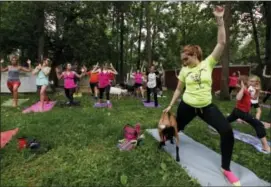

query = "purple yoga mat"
22;101;56;114
142;101;161;108
94;102;111;108
260;104;271;109
233;130;271;154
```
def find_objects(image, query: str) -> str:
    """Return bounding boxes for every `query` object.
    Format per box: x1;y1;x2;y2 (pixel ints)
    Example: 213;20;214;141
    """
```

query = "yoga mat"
142;101;161;108
1;98;29;107
73;93;82;98
260;104;271;109
94;102;112;108
1;128;19;148
147;129;270;187
233;130;271;154
22;101;56;113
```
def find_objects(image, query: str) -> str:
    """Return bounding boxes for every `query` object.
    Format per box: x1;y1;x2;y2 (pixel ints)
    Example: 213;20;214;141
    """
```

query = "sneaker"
222;169;241;186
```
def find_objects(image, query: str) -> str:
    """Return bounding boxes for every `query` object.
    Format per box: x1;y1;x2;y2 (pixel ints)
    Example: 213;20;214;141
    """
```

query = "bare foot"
263;146;270;153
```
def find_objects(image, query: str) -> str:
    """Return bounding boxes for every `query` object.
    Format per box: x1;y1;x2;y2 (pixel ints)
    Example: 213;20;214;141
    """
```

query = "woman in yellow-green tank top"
163;6;241;187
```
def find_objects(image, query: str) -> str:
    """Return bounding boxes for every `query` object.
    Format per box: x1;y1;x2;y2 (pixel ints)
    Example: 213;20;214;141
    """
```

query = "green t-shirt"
178;55;217;108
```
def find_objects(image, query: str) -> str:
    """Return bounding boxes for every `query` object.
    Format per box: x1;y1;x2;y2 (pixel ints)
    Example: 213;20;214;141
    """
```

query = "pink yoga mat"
22;101;56;114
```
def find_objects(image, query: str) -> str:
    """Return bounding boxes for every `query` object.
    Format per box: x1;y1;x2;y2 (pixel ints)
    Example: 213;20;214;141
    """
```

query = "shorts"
134;83;142;88
89;82;98;89
251;103;260;109
7;81;21;89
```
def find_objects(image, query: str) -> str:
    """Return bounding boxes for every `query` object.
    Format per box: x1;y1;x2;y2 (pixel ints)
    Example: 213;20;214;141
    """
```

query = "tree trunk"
219;2;231;100
151;4;160;62
137;1;144;69
119;6;124;83
263;2;271;89
145;1;152;66
37;4;45;63
247;2;263;77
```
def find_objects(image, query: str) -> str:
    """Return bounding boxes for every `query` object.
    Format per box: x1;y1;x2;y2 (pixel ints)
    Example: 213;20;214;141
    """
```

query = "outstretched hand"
0;59;4;64
213;6;224;18
27;59;31;64
163;106;172;113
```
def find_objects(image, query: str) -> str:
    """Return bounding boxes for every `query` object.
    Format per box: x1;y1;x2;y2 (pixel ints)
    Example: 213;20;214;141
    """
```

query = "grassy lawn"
1;91;270;187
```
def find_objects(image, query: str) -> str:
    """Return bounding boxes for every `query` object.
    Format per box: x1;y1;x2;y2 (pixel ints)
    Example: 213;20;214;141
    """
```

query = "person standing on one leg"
0;56;32;107
32;58;51;111
227;76;270;152
92;63;118;108
163;6;241;186
55;63;86;106
146;65;159;107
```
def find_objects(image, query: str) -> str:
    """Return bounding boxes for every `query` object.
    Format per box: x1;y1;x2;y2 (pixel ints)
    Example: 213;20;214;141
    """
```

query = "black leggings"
263;93;271;103
176;101;234;171
99;85;110;100
227;108;266;138
64;88;75;103
229;87;236;94
146;87;158;106
90;82;98;95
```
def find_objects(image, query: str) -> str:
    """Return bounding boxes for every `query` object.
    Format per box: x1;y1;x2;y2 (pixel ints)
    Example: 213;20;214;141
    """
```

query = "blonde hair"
249;75;262;90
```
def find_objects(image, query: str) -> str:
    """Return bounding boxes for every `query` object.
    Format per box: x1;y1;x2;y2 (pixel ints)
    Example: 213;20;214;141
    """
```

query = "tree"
220;2;232;100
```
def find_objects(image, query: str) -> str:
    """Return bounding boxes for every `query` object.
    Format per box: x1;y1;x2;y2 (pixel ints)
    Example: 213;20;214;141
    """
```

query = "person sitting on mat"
163;6;241;186
0;56;32;107
92;63;118;108
145;65;159;107
55;63;86;106
226;76;270;153
32;58;51;111
85;63;99;100
131;66;144;98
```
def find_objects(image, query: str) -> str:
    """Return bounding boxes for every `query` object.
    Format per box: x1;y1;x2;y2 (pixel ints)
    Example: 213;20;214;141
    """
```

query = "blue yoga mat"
147;129;270;187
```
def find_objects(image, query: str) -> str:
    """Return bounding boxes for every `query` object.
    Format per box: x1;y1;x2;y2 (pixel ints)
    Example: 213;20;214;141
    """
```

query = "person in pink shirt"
131;66;144;98
228;71;240;96
92;63;118;108
55;63;85;106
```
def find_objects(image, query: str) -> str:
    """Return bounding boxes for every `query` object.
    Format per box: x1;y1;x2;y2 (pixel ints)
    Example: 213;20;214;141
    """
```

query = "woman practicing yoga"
145;65;159;107
229;71;240;96
0;56;32;107
163;6;241;186
92;63;118;108
32;58;51;111
131;66;144;98
248;75;262;120
55;63;85;106
227;76;270;153
85;63;99;100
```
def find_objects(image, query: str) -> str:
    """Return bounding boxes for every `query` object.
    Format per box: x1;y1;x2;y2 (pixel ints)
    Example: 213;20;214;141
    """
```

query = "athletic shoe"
222;169;241;186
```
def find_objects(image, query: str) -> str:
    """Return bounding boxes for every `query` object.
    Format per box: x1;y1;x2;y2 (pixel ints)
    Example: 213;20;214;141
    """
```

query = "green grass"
0;91;270;186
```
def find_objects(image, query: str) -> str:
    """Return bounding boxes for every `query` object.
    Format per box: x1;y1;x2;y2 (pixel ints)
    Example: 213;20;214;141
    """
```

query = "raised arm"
236;81;245;101
0;59;8;72
110;63;118;75
263;65;271;78
210;6;226;62
19;59;32;72
32;64;41;75
55;67;64;79
92;63;100;73
175;68;179;78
